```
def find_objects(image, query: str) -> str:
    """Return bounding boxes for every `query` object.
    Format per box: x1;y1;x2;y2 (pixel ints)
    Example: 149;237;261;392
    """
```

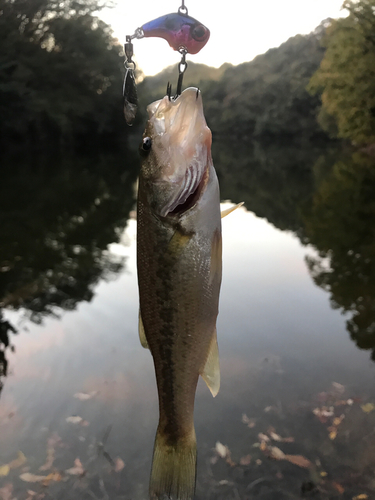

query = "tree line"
139;0;375;147
1;0;374;156
0;0;126;154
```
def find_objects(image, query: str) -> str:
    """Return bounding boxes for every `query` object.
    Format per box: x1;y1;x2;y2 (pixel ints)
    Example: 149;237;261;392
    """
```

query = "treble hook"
176;48;188;97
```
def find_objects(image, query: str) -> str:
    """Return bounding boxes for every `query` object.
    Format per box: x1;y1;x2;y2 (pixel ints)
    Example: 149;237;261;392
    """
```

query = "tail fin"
149;426;197;500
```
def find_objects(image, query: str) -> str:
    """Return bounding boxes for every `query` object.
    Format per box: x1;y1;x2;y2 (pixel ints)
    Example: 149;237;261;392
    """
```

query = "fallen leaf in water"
66;458;85;476
260;441;267;451
20;472;62;485
65;416;89;426
332;482;345;494
352;495;368;500
284;455;312;468
258;433;270;442
269;431;282;442
214;442;235;466
268;431;294;443
333;415;345;426
0;465;10;477
114;457;125;472
20;473;49;483
241;414;256;428
239;455;251;466
320;471;328;477
264;406;273;412
7;451;26;470
66;416;83;424
268;447;285;460
215;442;228;458
255;459;262;465
361;403;375;414
329;429;337;440
40;433;63;471
73;391;98;401
0;483;13;500
332;382;345;393
313;406;334;419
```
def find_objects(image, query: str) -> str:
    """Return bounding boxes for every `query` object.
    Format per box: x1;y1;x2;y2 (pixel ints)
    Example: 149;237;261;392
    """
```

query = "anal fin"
139;311;149;349
201;329;220;397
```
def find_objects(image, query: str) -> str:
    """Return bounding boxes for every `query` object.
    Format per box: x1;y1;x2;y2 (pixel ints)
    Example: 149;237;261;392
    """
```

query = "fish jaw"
141;88;212;218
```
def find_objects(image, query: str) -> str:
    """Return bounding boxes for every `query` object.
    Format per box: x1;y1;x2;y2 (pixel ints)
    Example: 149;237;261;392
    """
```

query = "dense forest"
1;0;374;156
0;0;126;153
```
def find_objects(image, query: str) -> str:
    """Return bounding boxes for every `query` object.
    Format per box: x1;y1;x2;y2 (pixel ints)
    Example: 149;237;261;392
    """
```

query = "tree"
0;0;125;153
308;0;375;145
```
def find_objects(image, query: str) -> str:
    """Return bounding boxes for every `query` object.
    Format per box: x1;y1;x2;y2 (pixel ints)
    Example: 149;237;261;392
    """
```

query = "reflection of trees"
212;139;375;360
212;139;326;235
0;151;138;391
0;312;17;397
302;152;375;358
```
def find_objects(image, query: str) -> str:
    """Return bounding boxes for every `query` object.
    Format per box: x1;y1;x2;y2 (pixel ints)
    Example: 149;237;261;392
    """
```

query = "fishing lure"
123;1;210;125
141;12;210;55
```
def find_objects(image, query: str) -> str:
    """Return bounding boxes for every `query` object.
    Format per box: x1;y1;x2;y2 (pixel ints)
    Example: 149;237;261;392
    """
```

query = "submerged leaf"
0;483;13;500
20;473;48;483
114;457;125;472
73;391;98;401
66;415;83;424
332;482;345;494
9;451;27;469
20;472;62;485
284;454;312;468
352;495;368;500
215;442;228;458
239;455;252;466
0;465;10;477
269;446;286;460
66;458;85;476
361;403;375;414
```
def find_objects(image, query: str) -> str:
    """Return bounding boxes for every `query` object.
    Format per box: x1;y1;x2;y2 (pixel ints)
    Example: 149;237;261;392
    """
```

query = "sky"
99;0;346;76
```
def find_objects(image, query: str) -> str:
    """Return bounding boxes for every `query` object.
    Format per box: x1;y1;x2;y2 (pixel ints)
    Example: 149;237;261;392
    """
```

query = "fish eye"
192;24;208;41
141;137;152;152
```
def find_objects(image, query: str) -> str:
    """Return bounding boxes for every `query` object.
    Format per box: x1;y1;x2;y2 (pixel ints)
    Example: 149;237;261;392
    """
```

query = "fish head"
140;87;213;220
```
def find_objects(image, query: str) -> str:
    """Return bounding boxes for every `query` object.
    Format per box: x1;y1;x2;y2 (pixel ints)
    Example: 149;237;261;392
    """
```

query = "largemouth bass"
137;87;222;500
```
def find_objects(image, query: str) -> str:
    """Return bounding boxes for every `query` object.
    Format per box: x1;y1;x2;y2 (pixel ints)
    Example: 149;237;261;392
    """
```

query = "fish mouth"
148;88;212;217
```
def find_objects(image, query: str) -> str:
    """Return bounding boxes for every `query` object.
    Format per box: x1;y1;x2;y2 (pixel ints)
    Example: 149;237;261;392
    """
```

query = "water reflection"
1;142;375;499
213;140;375;361
302;151;375;359
0;151;138;394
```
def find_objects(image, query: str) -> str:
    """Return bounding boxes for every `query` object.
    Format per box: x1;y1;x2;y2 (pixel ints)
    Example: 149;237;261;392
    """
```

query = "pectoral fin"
221;202;244;218
138;311;149;349
201;330;220;397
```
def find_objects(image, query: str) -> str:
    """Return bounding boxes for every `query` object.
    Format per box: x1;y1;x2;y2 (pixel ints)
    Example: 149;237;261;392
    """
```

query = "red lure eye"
192;24;208;42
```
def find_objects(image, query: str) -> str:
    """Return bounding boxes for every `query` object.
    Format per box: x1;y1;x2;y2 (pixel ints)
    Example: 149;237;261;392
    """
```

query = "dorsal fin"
200;329;220;397
221;202;244;218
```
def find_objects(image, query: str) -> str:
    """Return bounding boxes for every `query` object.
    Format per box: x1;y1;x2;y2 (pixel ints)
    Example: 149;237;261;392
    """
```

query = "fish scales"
137;88;222;500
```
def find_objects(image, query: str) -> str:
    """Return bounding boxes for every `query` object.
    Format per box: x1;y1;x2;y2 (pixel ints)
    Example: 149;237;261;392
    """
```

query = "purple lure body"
141;12;210;54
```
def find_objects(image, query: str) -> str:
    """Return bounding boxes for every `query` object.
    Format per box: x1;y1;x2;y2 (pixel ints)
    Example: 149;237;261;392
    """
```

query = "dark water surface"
1;144;375;500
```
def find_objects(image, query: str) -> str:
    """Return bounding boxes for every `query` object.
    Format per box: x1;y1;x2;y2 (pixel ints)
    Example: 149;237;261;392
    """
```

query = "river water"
0;144;375;500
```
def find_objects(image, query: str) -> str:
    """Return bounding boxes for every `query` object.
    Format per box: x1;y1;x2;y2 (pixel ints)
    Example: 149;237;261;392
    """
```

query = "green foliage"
138;29;327;141
308;0;375;145
0;0;125;152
